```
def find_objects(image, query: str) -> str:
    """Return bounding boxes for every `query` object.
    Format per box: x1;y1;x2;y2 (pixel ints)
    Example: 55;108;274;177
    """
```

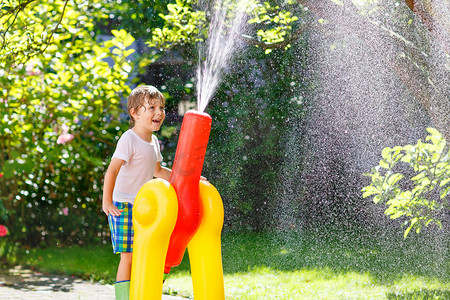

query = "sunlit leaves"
0;0;134;244
362;128;450;238
147;0;302;53
147;0;207;49
248;2;299;51
0;0;100;68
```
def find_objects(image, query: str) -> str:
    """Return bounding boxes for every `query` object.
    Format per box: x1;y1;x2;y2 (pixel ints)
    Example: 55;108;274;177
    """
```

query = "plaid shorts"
108;201;134;253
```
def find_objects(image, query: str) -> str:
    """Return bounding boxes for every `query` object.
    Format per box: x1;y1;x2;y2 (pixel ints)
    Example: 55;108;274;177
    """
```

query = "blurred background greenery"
0;0;448;255
0;0;309;247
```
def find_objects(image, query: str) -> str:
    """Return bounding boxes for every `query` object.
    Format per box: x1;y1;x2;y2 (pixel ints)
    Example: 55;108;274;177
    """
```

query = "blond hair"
127;85;165;125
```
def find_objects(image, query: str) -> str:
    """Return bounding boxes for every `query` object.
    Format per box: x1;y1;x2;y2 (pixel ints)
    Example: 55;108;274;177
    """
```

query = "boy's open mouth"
152;119;161;124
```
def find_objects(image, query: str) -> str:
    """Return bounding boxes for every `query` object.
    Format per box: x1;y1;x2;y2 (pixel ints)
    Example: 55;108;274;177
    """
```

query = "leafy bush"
362;128;450;238
0;1;136;246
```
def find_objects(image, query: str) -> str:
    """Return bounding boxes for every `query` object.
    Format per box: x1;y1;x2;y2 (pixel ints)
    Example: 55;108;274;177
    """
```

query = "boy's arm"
153;162;207;181
153;162;172;181
102;158;125;216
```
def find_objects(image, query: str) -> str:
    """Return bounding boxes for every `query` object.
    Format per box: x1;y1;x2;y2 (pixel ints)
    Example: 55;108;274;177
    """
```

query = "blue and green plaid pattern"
108;201;134;253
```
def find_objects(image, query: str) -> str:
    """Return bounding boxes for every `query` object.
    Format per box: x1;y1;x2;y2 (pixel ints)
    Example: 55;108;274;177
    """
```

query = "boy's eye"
146;105;165;112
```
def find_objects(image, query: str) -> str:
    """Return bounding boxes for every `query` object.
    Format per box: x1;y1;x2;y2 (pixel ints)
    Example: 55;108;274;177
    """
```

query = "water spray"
197;0;248;112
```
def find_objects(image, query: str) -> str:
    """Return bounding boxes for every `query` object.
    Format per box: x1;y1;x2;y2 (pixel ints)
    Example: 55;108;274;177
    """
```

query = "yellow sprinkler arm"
188;180;225;300
130;179;178;300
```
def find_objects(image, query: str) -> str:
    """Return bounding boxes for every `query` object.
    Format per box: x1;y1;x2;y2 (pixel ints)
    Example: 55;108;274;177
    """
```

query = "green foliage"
0;1;135;245
0;0;59;67
147;0;303;53
362;128;450;238
247;0;299;53
147;0;207;50
0;0;110;68
100;0;168;38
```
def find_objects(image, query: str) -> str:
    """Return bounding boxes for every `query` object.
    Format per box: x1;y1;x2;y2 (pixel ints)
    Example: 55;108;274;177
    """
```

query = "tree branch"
1;6;21;50
0;0;37;49
0;0;36;19
1;0;70;66
38;0;70;54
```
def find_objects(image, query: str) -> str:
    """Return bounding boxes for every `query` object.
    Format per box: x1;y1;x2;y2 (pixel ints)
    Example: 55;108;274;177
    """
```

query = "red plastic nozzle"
164;110;212;272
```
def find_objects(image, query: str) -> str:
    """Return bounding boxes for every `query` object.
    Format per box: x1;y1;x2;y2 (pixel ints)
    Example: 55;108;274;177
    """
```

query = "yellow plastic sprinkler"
130;110;225;300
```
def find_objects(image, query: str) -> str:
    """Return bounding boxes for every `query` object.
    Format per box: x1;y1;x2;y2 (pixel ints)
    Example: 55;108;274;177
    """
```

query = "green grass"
1;229;449;299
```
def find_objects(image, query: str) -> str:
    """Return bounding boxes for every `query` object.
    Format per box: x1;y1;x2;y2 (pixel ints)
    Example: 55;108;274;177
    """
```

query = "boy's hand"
102;202;124;217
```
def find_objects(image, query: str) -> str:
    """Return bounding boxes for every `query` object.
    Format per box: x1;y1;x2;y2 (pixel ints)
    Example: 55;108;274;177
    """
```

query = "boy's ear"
129;108;139;124
130;108;138;118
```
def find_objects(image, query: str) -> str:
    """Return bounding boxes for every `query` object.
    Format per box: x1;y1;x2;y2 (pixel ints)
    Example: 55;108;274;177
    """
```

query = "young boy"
102;85;172;299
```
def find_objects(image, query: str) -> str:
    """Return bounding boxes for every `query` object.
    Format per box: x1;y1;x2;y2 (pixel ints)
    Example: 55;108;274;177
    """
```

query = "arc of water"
197;0;248;112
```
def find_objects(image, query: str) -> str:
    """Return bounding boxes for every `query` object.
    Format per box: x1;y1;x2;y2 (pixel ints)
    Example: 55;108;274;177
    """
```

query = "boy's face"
133;99;165;132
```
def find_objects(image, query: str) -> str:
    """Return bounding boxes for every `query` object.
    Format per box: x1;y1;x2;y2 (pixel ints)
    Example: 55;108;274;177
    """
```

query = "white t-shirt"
112;129;163;204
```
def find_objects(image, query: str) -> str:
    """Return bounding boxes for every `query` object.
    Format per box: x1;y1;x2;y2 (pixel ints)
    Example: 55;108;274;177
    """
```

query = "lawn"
1;228;449;299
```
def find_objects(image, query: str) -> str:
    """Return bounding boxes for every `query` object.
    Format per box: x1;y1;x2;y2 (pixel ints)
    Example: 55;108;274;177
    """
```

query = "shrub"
362;128;450;238
0;1;136;246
